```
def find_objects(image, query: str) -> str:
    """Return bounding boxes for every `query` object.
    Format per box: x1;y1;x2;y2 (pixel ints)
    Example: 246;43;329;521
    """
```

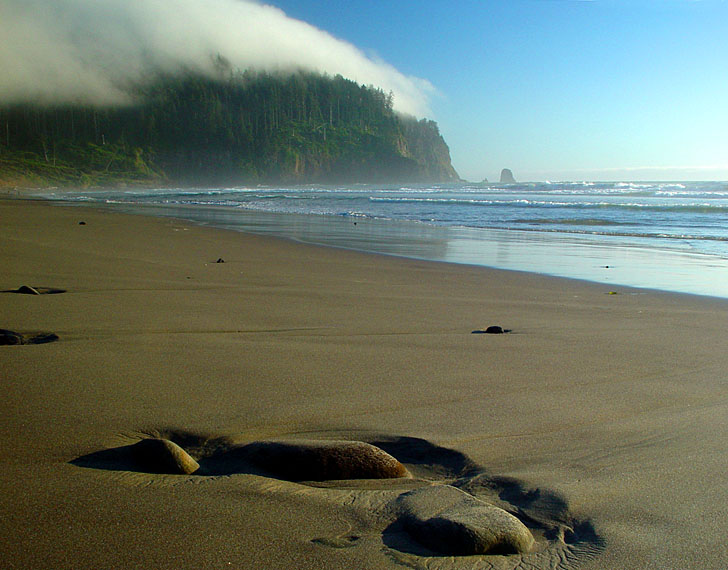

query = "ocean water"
38;181;728;298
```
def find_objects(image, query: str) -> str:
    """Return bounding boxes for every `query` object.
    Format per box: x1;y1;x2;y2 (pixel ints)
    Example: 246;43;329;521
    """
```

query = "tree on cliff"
0;70;459;187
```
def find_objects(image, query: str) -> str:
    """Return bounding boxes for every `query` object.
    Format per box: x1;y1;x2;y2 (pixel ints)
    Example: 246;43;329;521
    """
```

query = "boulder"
131;438;200;475
16;285;40;295
395;485;534;555
240;439;409;481
500;168;516;183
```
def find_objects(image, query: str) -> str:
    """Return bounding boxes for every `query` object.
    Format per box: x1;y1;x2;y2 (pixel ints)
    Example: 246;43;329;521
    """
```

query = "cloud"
0;0;433;116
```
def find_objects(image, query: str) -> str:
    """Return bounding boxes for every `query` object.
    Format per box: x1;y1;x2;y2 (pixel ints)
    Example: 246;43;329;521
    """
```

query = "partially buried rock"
472;326;510;334
240;440;409;481
131;438;200;475
6;286;66;295
16;285;40;295
0;329;59;345
0;329;24;345
395;485;534;556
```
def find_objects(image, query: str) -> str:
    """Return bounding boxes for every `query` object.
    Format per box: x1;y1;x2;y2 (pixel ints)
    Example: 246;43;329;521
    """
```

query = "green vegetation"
0;70;459;187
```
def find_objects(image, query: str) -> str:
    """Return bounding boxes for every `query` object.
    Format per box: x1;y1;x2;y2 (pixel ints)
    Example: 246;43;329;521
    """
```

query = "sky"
271;0;728;182
1;0;726;182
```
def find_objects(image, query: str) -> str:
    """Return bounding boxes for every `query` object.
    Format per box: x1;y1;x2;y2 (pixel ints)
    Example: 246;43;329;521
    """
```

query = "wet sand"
2;197;728;569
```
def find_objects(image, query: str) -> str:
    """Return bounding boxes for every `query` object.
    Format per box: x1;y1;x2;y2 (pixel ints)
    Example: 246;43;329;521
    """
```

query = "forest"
0;69;460;187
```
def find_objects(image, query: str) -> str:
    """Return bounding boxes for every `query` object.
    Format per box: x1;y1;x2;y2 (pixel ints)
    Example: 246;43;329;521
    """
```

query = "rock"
395;485;534;555
500;168;516;183
472;326;510;334
0;329;59;345
240;440;409;481
215;258;225;263
7;286;66;295
0;329;24;345
78;221;86;225
131;438;200;475
26;332;59;344
16;285;40;295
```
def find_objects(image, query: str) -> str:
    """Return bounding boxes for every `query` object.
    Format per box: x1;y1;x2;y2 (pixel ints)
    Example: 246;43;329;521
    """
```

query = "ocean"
38;180;728;298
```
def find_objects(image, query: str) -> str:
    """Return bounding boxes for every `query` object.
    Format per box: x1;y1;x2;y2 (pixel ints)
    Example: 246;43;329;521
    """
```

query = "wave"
485;224;728;243
369;196;728;213
510;218;634;227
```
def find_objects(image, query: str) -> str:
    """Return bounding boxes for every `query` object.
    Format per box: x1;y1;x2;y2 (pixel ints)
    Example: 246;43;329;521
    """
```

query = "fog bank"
0;0;433;115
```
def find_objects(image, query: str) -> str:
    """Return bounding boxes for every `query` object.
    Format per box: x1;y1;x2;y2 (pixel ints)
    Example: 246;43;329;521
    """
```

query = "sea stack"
500;168;516;183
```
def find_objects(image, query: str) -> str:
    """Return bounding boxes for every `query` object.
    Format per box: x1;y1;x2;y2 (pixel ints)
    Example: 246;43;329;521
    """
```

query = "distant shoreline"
20;181;728;300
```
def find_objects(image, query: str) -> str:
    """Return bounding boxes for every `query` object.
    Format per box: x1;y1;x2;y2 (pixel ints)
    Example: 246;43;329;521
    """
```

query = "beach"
2;197;728;569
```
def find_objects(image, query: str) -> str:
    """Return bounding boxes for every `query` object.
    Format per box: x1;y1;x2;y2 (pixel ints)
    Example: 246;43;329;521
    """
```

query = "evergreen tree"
0;70;459;187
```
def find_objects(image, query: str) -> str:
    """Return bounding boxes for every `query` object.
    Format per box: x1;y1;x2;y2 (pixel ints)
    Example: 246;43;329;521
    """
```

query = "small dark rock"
27;332;60;344
8;286;66;295
472;326;511;334
0;329;24;345
215;258;225;263
78;221;86;225
16;285;40;295
0;329;59;345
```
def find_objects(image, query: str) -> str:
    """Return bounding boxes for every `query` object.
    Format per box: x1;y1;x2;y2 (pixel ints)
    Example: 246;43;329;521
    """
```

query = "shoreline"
3;197;728;569
15;191;728;300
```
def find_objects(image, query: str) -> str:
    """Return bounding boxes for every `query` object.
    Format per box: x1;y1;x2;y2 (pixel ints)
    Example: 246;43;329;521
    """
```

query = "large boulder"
131;438;200;475
240;440;409;481
395;485;534;555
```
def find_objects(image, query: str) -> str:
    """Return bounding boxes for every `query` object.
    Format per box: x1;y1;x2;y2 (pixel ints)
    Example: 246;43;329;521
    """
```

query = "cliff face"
0;71;459;187
398;118;460;182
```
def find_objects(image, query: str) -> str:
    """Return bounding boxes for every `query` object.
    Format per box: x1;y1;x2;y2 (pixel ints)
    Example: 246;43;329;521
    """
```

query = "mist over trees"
0;70;459;187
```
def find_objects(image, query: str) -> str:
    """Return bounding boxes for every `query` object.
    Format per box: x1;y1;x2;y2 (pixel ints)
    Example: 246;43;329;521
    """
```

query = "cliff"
0;70;459;187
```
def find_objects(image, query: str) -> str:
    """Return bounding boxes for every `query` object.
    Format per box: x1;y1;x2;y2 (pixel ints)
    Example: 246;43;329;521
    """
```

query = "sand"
2;197;728;569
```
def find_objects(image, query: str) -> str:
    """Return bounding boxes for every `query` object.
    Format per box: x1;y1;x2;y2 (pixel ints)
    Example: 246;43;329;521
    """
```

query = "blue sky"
271;0;728;182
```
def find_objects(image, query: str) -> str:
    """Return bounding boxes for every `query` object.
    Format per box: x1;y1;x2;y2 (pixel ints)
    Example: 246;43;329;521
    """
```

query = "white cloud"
0;0;433;116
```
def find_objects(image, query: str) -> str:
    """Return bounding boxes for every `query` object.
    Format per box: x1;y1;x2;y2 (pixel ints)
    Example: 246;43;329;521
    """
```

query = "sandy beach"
2;197;728;569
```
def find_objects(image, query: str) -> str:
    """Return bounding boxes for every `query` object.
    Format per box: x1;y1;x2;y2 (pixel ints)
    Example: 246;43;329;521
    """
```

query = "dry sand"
2;197;728;569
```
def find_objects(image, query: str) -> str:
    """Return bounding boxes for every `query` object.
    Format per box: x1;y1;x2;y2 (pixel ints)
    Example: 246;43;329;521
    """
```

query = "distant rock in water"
500;168;516;183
